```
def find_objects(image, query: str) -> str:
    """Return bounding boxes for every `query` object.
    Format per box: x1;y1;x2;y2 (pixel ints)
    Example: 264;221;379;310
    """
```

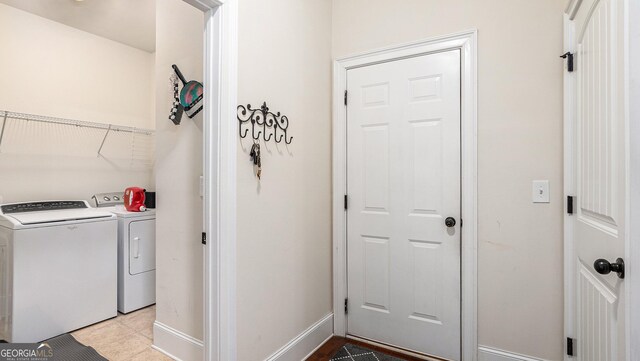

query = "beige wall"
154;0;204;343
235;0;333;360
0;3;154;204
332;1;565;359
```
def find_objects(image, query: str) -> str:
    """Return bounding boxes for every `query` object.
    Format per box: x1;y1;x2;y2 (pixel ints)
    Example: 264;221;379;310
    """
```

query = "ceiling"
0;0;155;52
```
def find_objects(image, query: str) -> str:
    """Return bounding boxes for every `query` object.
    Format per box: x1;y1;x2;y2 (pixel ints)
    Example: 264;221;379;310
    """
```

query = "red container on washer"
124;187;147;212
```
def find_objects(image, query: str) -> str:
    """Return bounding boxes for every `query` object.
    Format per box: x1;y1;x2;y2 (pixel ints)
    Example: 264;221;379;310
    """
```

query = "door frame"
183;0;238;360
561;8;576;361
563;0;639;360
331;30;478;361
628;1;640;359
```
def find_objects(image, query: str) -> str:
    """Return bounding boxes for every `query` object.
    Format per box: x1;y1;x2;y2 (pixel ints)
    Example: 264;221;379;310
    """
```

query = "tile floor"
71;305;173;361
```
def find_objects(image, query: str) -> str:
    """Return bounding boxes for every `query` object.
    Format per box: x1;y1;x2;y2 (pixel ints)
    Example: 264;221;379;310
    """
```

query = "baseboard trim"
264;313;334;361
152;321;204;361
478;346;551;361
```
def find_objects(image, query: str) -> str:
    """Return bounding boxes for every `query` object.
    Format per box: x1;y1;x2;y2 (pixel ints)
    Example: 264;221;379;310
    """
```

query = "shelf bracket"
97;124;112;157
0;112;7;152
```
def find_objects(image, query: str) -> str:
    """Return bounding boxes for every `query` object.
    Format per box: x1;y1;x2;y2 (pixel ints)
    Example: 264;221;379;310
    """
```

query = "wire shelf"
0;110;155;169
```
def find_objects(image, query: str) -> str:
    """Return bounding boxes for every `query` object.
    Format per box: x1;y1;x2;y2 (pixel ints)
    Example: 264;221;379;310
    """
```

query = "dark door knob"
445;217;456;228
594;258;625;279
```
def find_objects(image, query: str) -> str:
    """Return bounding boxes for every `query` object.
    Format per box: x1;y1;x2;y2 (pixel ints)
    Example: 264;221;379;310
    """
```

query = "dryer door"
129;219;156;275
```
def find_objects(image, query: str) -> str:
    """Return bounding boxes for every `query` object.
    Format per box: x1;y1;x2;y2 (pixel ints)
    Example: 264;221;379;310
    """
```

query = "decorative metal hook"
238;105;250;138
237;102;292;145
263;124;274;142
252;119;262;140
284;133;293;145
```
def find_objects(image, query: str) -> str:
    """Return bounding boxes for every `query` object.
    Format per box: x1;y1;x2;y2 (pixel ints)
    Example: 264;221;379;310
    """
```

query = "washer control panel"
1;201;88;214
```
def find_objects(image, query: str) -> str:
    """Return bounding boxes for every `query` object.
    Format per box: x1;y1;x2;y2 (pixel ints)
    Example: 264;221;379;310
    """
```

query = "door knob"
445;217;456;228
593;258;625;279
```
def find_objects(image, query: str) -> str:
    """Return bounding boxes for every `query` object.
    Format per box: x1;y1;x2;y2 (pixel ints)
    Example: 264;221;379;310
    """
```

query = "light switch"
532;180;550;203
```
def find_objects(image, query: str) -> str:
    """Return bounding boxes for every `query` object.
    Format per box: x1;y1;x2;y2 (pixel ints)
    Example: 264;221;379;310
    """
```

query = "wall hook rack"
237;102;293;144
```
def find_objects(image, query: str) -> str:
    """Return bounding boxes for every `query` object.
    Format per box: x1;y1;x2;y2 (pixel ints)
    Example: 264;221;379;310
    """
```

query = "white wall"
0;3;154;203
332;1;565;360
236;1;333;360
154;0;204;351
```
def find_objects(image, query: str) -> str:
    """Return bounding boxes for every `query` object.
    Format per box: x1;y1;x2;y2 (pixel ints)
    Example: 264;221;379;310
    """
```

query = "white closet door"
570;0;627;359
346;49;461;360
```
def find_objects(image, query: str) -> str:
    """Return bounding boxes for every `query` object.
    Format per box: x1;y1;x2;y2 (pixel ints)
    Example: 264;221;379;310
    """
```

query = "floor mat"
330;343;406;361
45;333;107;361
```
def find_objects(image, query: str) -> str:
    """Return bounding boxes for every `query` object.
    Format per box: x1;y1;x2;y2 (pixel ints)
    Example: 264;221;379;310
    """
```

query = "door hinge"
344;195;348;210
344;298;348;314
567;337;574;356
202;232;207;245
344;90;348;106
560;52;574;72
567;196;574;215
460;218;463;228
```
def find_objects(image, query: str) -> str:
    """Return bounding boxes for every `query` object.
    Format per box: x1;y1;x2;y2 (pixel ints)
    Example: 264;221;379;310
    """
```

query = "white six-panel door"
346;50;461;360
570;0;627;359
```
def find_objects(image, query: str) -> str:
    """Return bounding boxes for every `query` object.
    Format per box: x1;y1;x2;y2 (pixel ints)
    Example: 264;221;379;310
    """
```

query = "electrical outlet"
532;180;550;203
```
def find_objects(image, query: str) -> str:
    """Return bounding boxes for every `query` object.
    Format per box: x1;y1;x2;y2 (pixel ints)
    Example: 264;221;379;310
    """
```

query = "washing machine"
0;200;117;342
92;193;156;313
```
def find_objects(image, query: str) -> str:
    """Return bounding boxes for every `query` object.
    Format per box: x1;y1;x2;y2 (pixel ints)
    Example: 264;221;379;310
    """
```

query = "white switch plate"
532;180;550;203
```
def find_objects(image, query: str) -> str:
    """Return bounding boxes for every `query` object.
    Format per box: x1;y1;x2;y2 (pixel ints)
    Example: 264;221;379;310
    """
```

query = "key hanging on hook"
249;142;262;180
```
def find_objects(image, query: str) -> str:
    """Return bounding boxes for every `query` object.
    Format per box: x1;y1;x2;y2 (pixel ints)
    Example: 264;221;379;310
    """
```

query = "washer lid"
5;208;114;226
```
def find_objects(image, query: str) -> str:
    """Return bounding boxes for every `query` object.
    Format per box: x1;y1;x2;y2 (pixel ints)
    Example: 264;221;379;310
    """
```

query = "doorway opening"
0;1;238;360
